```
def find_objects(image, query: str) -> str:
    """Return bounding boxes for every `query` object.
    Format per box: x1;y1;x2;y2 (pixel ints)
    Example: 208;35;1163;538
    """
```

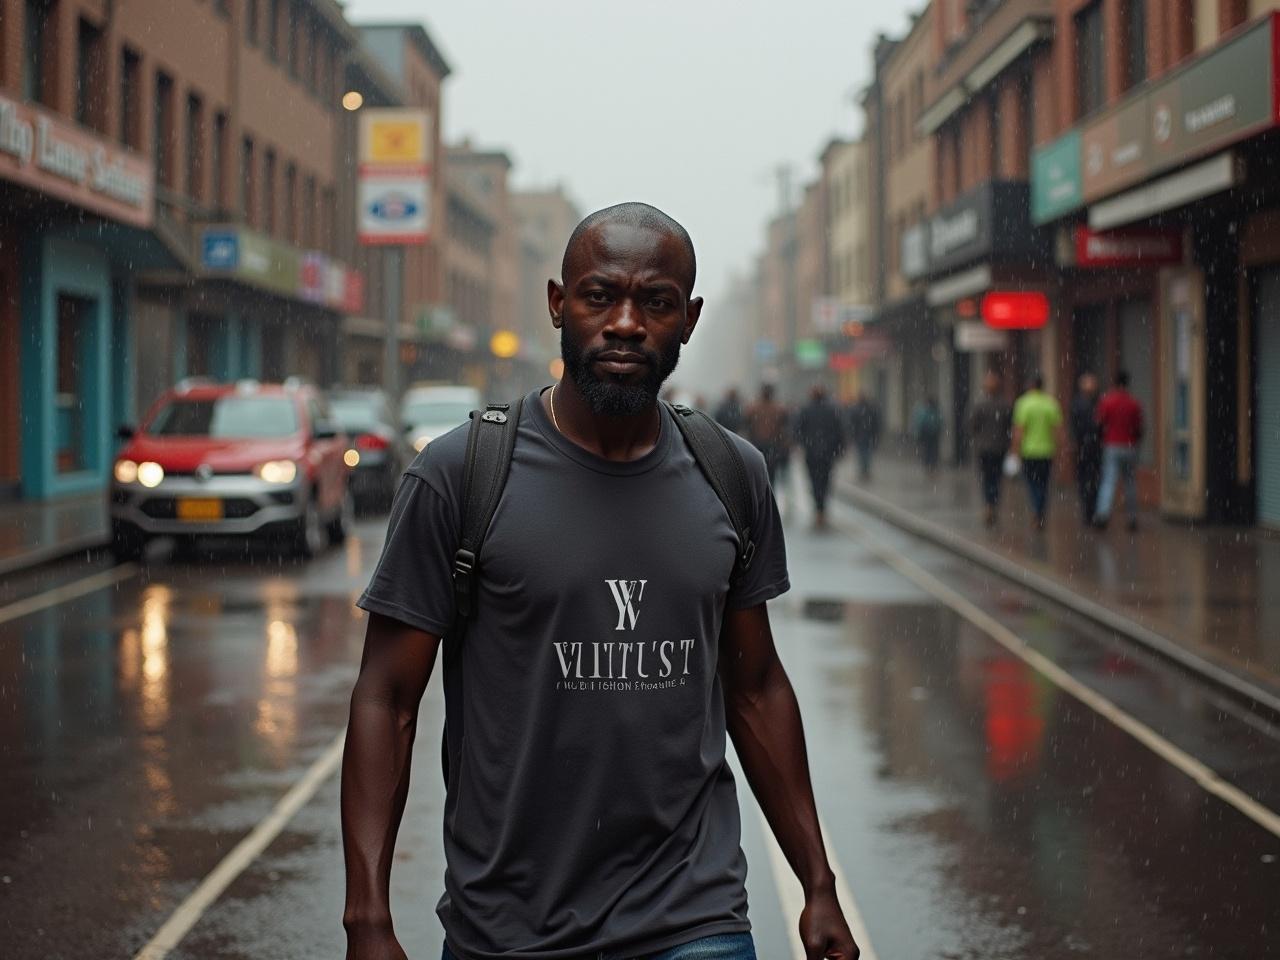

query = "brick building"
511;185;581;382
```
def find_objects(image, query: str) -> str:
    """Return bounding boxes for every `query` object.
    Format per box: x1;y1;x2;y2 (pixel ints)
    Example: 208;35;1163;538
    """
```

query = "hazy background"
345;0;920;393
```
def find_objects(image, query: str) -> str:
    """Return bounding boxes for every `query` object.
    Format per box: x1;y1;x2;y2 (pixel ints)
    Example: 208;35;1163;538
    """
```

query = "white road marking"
132;728;348;960
756;806;879;960
841;516;1280;841
0;563;138;627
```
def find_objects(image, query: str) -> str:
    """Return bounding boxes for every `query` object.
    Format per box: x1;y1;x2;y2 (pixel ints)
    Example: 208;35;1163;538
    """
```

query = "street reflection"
119;583;173;730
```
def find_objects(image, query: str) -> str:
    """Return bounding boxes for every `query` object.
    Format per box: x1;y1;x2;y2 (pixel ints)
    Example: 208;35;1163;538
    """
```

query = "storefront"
1030;12;1280;523
0;93;157;501
908;181;1052;463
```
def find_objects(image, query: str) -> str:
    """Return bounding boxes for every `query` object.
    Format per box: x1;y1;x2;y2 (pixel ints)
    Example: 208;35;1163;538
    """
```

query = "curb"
0;531;111;578
836;480;1280;718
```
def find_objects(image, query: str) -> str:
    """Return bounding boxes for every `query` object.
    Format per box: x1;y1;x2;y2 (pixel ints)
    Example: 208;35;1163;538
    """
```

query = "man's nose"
605;299;645;339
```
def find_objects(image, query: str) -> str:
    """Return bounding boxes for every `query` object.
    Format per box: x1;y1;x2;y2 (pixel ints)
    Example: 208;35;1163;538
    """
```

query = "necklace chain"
550;383;561;433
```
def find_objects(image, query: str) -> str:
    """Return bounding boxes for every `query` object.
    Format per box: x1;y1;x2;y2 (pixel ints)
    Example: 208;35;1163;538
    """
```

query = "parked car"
109;379;353;560
327;387;411;511
400;384;481;454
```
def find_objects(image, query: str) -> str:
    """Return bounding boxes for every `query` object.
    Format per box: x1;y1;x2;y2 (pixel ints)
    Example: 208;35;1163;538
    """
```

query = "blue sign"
755;339;778;362
368;193;420;222
202;231;240;270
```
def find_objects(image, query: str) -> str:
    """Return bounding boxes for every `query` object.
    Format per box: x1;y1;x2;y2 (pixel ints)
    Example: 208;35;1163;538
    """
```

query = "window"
212;112;227;212
263;149;276;234
24;0;52;105
76;18;105;131
241;136;255;223
268;0;281;62
120;47;142;148
246;0;259;45
284;162;297;242
154;71;175;189
1075;0;1106;119
186;94;203;203
303;175;316;247
988;92;1002;179
1124;0;1147;89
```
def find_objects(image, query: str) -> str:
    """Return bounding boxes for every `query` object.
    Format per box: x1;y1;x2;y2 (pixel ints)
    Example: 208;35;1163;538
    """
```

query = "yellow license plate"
177;498;224;521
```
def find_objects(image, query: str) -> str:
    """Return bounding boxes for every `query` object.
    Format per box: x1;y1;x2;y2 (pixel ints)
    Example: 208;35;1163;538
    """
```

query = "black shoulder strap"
665;401;757;579
452;396;524;626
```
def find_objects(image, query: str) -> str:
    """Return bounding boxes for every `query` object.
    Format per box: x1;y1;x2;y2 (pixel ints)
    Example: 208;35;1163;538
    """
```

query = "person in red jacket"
1092;370;1144;531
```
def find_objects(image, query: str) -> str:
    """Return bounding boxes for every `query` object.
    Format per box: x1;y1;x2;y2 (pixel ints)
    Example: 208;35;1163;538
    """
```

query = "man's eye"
587;291;610;304
647;298;670;310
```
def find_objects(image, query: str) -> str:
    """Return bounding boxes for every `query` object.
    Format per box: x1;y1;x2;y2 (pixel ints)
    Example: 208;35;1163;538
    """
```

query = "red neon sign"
981;291;1049;330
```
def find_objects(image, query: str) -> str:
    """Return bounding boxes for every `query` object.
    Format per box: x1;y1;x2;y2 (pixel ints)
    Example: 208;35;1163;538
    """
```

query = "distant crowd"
697;370;1145;536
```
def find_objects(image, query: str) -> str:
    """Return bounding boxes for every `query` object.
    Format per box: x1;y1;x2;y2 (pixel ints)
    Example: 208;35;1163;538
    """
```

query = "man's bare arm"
719;603;859;960
341;611;440;959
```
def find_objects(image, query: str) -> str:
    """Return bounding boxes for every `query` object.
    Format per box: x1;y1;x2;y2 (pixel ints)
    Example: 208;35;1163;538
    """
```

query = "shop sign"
1073;226;1182;267
811;297;872;334
0;95;153;227
981;291;1049;329
923;181;1041;276
1031;131;1083;224
850;332;892;360
795;338;827;368
754;339;778;362
1032;15;1278;217
954;321;1009;352
828;353;860;373
200;225;364;312
358;108;432;245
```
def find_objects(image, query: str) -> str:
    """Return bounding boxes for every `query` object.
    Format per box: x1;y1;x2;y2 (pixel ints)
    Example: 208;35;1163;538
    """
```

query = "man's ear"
548;280;565;326
682;297;704;344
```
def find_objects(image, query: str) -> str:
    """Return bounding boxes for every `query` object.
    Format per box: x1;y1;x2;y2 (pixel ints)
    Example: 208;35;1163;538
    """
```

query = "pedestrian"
1070;373;1102;524
713;386;745;434
1011;373;1063;531
1093;369;1144;531
967;370;1011;528
745;382;792;490
847;391;882;482
342;203;858;960
912;396;943;476
795;384;845;529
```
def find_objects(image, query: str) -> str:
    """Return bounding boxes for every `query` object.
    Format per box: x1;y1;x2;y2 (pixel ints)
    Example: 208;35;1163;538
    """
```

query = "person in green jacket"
1011;373;1064;531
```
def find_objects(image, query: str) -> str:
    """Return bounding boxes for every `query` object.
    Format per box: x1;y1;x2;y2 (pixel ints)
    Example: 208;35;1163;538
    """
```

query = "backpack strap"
665;401;757;580
452;396;524;626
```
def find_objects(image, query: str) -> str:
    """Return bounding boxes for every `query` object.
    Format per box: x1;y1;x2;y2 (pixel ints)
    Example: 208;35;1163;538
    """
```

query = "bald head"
561;202;697;297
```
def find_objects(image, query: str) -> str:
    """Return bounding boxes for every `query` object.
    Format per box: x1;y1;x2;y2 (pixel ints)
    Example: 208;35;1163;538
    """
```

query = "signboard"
795;339;827;368
1073;226;1182;267
200;225;364;313
811;297;872;334
922;181;1042;276
850;332;893;360
981;291;1049;329
0;94;153;227
1031;13;1279;219
754;339;778;362
358;108;431;245
954;321;1009;352
1031;131;1083;225
901;223;929;279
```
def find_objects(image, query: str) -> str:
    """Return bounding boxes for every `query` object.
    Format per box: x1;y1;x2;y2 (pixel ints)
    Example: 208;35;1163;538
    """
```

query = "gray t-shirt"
357;388;789;960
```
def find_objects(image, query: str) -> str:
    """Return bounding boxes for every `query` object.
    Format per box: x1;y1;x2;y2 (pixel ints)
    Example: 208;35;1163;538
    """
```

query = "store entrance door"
1160;268;1207;518
1256;267;1280;528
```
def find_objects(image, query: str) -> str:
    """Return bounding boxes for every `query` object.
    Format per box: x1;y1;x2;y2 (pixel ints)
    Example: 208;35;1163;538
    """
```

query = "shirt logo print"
605;579;647;631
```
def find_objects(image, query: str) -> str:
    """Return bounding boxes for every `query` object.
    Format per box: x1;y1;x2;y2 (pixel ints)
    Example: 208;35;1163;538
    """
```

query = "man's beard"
560;327;681;416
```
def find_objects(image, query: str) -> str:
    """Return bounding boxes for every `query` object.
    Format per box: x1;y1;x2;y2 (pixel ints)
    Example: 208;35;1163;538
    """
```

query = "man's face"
549;222;702;416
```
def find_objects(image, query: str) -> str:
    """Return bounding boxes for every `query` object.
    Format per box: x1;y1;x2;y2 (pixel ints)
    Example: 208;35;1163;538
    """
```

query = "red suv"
110;379;353;560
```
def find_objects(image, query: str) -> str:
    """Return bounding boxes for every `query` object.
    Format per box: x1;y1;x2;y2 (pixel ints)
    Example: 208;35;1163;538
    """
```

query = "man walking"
795;384;845;529
713;386;746;434
1011;373;1063;531
342;203;858;960
1070;373;1102;524
911;396;943;477
745;382;792;490
1093;370;1144;531
967;371;1011;528
846;392;881;482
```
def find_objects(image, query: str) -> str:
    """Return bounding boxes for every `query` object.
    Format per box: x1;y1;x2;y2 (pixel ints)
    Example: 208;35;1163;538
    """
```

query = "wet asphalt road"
2;474;1279;960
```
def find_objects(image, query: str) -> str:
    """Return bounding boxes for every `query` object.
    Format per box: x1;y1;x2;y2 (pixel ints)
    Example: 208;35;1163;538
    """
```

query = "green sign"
1031;131;1083;224
236;231;299;297
795;338;827;368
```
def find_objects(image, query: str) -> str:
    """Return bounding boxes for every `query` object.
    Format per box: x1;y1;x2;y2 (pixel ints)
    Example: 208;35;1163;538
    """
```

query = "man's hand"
799;888;860;960
345;919;409;960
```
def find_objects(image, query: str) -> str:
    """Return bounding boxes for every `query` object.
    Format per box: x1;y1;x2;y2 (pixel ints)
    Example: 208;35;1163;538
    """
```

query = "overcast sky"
345;0;920;392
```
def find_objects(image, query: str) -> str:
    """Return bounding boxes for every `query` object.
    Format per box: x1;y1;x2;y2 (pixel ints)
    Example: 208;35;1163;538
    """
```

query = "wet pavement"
1;477;1278;959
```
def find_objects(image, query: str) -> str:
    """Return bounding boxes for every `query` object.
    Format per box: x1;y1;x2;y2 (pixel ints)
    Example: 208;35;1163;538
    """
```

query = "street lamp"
342;90;364;112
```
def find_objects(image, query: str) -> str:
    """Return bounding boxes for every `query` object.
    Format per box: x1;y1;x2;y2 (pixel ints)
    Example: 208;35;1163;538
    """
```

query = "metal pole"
384;247;402;400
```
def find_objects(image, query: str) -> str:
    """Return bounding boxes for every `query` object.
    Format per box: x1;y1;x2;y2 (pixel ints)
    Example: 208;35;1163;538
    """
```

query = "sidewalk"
836;454;1280;712
0;493;110;577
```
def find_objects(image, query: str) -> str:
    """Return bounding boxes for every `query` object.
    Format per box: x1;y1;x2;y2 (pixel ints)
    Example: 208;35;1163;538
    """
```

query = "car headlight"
114;459;139;484
137;461;165;488
255;460;298;484
344;449;360;467
413;434;433;452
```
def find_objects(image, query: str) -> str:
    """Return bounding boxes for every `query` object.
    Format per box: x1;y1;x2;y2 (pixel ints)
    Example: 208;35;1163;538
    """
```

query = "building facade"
511;185;581;383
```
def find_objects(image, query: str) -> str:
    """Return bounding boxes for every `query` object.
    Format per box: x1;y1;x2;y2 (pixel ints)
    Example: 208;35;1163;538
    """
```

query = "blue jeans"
1022;457;1052;520
442;932;756;960
1095;444;1139;522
